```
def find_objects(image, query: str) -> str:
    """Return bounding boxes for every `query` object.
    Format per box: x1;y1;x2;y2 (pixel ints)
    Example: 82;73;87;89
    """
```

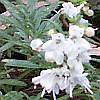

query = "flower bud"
48;29;55;35
85;27;95;37
86;9;94;16
82;6;89;12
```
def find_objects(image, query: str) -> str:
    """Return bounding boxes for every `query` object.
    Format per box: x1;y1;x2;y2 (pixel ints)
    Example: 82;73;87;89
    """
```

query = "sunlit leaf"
2;59;39;69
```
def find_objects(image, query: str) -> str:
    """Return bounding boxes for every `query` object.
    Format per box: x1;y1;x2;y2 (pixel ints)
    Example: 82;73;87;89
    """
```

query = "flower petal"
30;39;43;51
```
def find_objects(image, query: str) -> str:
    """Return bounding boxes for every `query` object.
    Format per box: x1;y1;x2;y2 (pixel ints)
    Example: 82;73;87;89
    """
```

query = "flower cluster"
30;1;95;100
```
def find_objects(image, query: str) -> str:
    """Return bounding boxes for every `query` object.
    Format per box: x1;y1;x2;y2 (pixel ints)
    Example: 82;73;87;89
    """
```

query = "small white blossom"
42;33;67;65
66;73;93;97
87;9;94;16
77;4;85;11
82;6;89;12
45;50;64;65
77;52;91;63
67;59;84;75
85;27;95;37
84;9;94;16
64;37;91;61
65;38;91;66
42;33;65;51
30;39;43;51
69;24;84;38
51;33;65;44
45;51;55;63
73;38;91;52
62;2;81;18
32;66;70;100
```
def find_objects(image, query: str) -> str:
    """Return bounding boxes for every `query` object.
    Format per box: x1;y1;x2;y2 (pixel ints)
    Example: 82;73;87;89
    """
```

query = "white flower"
30;39;43;51
77;3;85;11
53;50;64;65
45;50;64;65
85;27;95;37
63;38;74;56
51;33;65;44
45;51;55;63
82;6;89;12
69;24;84;38
84;9;94;16
42;33;67;65
31;30;93;99
64;38;91;60
42;33;65;51
32;69;58;95
32;66;70;100
74;38;91;52
67;59;84;75
65;38;91;64
78;52;91;63
86;9;94;16
62;2;81;18
41;40;53;52
66;73;93;97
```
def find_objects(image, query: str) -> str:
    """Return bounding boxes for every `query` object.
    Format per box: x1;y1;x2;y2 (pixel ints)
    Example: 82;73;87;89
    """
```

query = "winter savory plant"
30;1;97;100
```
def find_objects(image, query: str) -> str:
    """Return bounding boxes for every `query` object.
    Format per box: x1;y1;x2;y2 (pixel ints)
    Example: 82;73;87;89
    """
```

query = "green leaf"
2;59;39;69
1;0;18;12
0;29;16;41
0;15;23;29
0;79;27;86
69;0;87;5
0;69;13;75
2;91;24;100
58;95;69;100
0;42;15;52
94;92;100;100
30;93;43;100
91;58;100;63
91;82;100;88
84;63;95;69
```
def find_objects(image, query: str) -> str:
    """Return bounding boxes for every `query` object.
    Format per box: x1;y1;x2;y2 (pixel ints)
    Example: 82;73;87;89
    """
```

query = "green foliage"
69;0;87;5
0;0;60;67
0;79;27;86
93;92;100;100
0;91;26;100
0;91;48;100
2;59;39;68
0;0;63;99
0;0;99;100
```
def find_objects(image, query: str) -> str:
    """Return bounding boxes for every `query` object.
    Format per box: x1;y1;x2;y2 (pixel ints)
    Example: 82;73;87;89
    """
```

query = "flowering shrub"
30;1;99;100
0;0;100;100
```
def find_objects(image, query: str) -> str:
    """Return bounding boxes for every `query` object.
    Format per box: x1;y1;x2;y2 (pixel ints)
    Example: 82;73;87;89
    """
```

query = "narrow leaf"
0;42;15;52
0;79;27;86
2;59;39;68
